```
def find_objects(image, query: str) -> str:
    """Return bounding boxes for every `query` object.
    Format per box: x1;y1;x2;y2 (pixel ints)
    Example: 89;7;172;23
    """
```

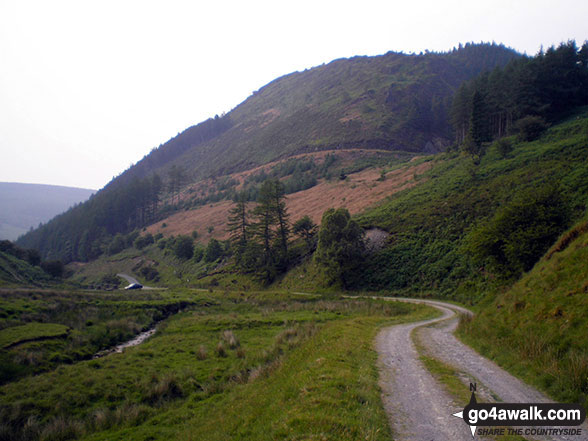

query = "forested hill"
17;43;520;262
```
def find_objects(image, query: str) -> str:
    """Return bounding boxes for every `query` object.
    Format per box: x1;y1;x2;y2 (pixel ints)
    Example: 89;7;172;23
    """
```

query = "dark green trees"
204;238;223;262
250;179;290;281
174;235;194;260
168;165;186;206
451;40;588;156
314;208;364;287
464;90;490;162
227;191;249;263
293;216;318;253
225;179;291;282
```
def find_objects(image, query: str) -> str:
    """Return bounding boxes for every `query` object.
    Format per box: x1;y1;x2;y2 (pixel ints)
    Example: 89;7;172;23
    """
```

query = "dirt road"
374;298;588;441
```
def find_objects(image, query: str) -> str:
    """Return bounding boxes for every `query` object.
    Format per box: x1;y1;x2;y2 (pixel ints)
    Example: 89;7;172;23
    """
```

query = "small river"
93;327;157;358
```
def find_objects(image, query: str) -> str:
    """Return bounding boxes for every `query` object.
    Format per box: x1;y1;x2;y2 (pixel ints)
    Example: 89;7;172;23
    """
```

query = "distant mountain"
0;183;95;240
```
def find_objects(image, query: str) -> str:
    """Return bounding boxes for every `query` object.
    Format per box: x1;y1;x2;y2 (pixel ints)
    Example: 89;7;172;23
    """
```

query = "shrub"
196;345;207;360
221;330;239;349
493;138;513;158
40;260;64;278
215;341;226;357
142;374;183;405
173;236;194;260
140;267;160;282
25;249;41;266
107;234;127;255
204;239;223;262
464;185;570;276
134;234;154;250
192;246;205;262
516;115;548;142
100;273;121;288
314;208;365;287
125;231;140;248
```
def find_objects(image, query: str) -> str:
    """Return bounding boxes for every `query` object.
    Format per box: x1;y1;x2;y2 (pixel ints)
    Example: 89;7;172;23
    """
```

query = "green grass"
82;301;436;441
0;290;436;441
0;289;196;383
0;323;69;349
457;218;588;410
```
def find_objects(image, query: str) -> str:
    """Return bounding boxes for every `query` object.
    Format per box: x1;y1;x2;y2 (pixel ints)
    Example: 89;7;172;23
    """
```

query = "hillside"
16;43;520;262
0;251;51;287
0;183;95;240
458;217;588;409
273;106;588;297
119;43;520;184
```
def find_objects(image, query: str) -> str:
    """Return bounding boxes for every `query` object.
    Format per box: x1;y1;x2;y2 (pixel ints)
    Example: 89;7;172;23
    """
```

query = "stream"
91;300;193;359
93;326;157;358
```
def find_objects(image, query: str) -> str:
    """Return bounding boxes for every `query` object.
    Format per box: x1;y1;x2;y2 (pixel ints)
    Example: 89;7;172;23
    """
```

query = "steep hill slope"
458;217;588;409
125;43;520;184
0;183;94;240
275;108;588;297
0;251;51;287
17;43;520;262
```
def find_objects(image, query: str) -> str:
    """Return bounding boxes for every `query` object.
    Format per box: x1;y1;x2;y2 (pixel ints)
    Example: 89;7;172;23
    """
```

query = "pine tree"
249;178;291;281
168;165;186;206
227;191;249;263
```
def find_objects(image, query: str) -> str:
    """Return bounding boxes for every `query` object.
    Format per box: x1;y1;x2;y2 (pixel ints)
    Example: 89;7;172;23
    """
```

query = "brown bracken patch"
145;160;433;242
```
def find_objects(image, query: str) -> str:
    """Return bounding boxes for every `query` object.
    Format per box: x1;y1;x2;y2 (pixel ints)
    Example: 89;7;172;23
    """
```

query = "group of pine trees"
226;178;365;286
450;40;588;159
227;179;297;283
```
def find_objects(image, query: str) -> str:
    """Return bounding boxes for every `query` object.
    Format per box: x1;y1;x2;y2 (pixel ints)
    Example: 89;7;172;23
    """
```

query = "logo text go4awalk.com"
452;383;586;438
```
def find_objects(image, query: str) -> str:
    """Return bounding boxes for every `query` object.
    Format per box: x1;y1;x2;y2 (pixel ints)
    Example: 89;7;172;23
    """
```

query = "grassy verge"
84;302;437;441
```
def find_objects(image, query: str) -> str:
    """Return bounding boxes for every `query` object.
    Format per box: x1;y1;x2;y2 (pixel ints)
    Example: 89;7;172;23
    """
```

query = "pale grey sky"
1;0;586;190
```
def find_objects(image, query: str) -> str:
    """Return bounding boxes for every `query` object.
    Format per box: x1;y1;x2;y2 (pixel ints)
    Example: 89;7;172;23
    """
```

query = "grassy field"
0;289;436;441
0;289;194;384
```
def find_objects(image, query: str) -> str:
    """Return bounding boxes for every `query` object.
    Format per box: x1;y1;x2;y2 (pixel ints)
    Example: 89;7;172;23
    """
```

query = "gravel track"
374;298;588;441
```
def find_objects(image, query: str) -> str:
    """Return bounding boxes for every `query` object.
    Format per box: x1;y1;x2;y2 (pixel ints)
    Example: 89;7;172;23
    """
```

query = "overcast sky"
1;0;586;190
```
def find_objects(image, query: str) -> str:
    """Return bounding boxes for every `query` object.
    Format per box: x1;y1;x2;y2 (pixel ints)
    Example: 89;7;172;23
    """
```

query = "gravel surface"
375;298;588;441
376;304;472;440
